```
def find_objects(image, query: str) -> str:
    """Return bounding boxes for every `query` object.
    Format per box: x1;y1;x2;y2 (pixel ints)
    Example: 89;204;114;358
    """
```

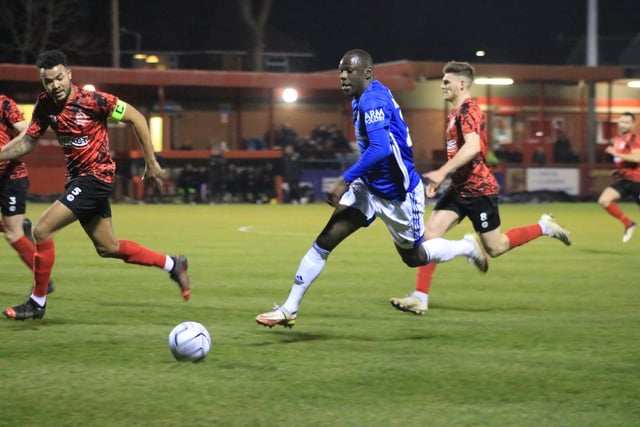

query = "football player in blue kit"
256;49;488;328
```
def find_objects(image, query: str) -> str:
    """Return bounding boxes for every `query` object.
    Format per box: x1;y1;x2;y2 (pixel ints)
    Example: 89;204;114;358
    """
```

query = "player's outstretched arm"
424;132;482;198
119;101;165;188
0;133;38;161
606;145;640;163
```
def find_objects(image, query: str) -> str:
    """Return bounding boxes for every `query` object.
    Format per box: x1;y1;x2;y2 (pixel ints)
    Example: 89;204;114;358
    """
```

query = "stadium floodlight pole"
111;0;120;67
586;0;598;67
585;0;598;164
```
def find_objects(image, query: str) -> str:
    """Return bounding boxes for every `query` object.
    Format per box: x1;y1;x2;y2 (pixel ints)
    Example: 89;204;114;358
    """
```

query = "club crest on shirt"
76;112;89;127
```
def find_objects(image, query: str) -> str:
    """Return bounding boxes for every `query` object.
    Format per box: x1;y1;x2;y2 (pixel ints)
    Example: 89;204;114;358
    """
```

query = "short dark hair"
343;49;373;68
443;61;475;82
36;50;68;69
621;111;636;122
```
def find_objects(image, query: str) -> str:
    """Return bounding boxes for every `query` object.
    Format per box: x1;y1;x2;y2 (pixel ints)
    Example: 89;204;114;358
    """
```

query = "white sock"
411;291;428;304
282;242;330;314
164;256;175;272
538;220;551;235
30;294;46;307
422;237;473;263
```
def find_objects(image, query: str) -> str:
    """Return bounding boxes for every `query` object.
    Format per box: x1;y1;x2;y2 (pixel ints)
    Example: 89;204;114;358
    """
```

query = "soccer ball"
168;321;212;362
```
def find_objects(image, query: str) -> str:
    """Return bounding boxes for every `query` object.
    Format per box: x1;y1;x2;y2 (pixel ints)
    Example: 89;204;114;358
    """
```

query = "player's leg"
256;206;367;328
390;209;459;314
473;196;570;258
0;177;55;294
72;176;190;300
625;182;640;243
0;176;33;267
257;179;371;328
390;188;461;314
412;194;490;270
82;214;191;301
598;184;636;242
397;235;488;271
389;186;488;313
2;200;76;320
3;213;33;264
389;264;434;314
481;216;569;256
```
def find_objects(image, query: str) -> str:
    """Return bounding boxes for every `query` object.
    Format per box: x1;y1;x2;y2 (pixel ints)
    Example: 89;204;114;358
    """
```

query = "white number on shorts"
66;186;82;202
480;212;488;229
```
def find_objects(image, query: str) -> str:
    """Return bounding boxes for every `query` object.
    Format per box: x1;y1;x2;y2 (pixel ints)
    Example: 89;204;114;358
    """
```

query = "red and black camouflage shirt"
27;85;117;184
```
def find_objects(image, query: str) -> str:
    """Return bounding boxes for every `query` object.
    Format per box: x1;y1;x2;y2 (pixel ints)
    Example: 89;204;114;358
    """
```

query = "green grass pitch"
1;202;638;426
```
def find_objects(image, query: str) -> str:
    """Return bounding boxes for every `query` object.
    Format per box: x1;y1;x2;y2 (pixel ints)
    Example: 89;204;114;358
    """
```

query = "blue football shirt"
342;80;421;201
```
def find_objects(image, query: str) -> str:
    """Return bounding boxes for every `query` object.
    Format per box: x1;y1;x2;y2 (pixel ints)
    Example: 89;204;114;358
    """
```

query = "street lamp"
282;88;298;103
120;27;142;52
120;27;148;67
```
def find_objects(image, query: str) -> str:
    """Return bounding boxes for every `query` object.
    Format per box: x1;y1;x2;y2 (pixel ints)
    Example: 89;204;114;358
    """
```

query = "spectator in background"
177;163;200;204
486;142;501;168
177;138;194;150
207;146;227;203
197;166;208;203
281;144;303;203
258;162;277;203
597;112;640;243
532;146;547;166
310;124;331;148
225;163;241;202
113;153;133;202
241;166;259;202
271;123;298;148
553;130;579;163
494;144;523;163
329;124;350;150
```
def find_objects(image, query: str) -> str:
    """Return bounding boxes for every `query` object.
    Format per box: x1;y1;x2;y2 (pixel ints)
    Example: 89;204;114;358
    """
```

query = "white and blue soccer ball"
168;321;211;362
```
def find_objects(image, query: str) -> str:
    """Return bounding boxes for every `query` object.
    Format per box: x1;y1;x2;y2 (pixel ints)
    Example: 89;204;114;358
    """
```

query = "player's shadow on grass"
428;303;513;312
342;332;441;342
251;330;443;345
251;331;330;345
0;290;32;298
578;248;627;255
2;319;66;329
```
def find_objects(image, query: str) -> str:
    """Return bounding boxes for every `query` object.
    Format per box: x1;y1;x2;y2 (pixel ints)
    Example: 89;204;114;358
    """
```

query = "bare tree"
237;0;273;71
0;0;99;64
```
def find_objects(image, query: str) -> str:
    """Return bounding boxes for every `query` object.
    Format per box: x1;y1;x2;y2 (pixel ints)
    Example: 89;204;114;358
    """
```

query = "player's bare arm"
605;145;640;163
0;134;38;161
1;120;29;153
13;120;28;134
119;101;165;188
424;132;482;198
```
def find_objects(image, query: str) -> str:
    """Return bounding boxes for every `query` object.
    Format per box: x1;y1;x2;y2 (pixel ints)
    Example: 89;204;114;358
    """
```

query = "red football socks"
118;239;166;268
33;240;55;297
505;224;543;249
415;263;436;294
605;203;634;228
11;235;35;269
